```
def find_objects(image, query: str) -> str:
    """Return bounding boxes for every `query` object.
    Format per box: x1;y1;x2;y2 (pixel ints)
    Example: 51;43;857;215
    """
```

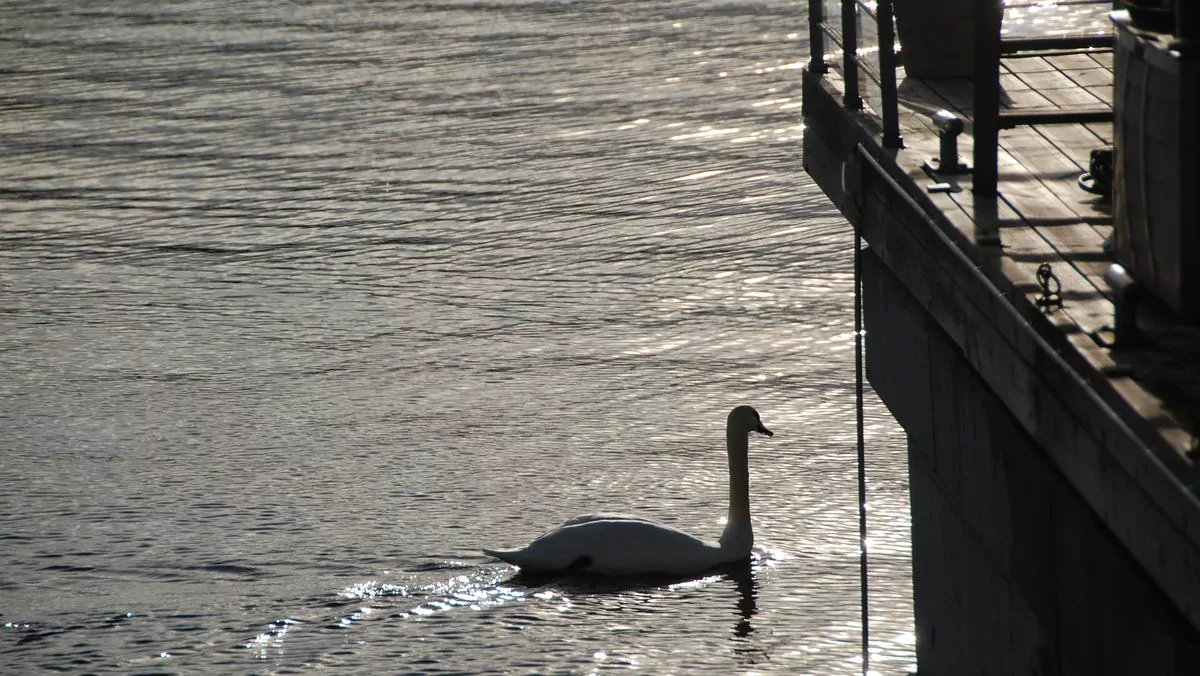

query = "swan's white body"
482;406;772;576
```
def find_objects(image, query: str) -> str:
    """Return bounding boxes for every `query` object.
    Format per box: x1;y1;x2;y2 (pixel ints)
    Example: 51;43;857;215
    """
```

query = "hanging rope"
854;224;871;676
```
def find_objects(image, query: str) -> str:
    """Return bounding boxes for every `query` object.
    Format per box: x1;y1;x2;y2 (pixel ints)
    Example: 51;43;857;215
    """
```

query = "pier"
802;1;1200;672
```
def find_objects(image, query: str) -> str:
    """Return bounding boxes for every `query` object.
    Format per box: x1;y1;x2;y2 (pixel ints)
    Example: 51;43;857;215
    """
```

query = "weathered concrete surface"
864;250;1200;674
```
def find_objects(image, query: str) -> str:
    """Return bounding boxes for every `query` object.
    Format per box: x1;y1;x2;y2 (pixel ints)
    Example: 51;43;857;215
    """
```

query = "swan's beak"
755;422;773;437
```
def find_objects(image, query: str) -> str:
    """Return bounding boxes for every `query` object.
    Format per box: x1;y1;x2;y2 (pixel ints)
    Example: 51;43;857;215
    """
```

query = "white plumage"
482;405;772;576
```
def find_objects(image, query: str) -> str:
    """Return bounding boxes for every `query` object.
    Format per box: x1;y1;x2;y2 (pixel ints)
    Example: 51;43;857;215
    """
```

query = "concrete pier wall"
862;250;1200;674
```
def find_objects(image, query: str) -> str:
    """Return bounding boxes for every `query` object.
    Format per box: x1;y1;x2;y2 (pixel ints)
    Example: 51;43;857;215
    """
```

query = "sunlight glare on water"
0;1;913;673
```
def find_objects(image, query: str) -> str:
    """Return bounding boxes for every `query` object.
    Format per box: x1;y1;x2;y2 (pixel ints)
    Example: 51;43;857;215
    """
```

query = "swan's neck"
718;429;752;557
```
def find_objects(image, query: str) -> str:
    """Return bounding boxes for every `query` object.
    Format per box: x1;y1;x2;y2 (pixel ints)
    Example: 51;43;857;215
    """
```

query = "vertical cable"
854;224;870;676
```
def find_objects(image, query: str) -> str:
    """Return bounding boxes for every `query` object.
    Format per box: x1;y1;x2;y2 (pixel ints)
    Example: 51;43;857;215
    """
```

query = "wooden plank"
844;60;1120;334
944;177;1112;337
1062;67;1113;88
1090;50;1115;69
1039;83;1108;108
1027;123;1115;248
891;132;1111;355
1028;122;1114;227
1046;52;1106;71
1082;121;1114;144
971;133;1112;335
1032;122;1106;172
907;62;1113;324
1003;125;1111;229
1003;55;1056;74
1015;67;1082;91
997;189;1114;336
1009;64;1109;111
1086;85;1114;105
1002;87;1055;109
1000;71;1032;92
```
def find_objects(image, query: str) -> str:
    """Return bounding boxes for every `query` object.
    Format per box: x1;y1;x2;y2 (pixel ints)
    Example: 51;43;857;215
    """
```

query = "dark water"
0;1;913;673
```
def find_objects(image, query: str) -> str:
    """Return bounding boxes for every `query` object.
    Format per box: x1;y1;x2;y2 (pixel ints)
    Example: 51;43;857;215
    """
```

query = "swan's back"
482;405;771;577
484;517;726;576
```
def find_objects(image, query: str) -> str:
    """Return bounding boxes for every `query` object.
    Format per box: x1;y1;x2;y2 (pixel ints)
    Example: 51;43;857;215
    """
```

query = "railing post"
877;0;902;148
809;0;826;74
972;0;1002;197
843;0;862;109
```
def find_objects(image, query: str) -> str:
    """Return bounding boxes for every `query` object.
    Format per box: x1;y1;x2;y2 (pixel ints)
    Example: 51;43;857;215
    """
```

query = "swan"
482;405;772;576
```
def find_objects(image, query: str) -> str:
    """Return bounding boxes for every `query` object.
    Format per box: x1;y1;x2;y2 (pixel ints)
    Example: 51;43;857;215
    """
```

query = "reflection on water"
732;561;759;639
0;0;913;673
325;551;781;671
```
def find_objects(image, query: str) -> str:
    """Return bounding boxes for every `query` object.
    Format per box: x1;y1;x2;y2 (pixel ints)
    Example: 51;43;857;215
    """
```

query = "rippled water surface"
1;1;913;673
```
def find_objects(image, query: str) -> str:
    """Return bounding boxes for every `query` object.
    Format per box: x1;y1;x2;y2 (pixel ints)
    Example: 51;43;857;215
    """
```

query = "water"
0;1;914;673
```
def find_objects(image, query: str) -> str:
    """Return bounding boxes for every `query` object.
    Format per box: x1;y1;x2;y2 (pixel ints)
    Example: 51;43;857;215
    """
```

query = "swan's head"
728;405;773;437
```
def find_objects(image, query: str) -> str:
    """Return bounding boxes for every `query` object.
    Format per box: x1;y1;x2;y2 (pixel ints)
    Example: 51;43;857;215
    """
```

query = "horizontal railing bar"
1000;34;1114;54
1003;47;1113;59
854;0;878;21
997;107;1113;128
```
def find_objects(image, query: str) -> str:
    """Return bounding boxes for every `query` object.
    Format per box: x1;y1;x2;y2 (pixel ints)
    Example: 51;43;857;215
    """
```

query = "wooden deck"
812;2;1200;480
802;2;1200;666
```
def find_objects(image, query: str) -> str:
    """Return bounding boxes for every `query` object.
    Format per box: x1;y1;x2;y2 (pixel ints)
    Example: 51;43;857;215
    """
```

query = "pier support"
862;250;1200;674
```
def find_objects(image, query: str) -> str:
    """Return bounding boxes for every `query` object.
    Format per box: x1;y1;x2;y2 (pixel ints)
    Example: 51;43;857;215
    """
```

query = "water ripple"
0;1;912;674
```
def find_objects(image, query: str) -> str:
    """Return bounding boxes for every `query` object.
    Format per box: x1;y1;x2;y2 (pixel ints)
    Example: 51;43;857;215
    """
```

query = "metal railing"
809;0;902;148
971;0;1114;197
808;0;1116;197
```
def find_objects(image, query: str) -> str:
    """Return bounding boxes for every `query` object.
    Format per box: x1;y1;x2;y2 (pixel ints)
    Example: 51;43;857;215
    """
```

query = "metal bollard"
1104;263;1142;347
925;110;969;174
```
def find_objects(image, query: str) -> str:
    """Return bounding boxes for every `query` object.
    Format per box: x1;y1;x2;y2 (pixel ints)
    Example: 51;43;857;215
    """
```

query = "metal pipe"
972;0;1002;197
809;0;826;74
878;0;902;148
1104;264;1142;347
998;107;1113;128
931;110;968;173
854;217;870;676
854;0;878;21
843;0;862;110
1000;35;1114;54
